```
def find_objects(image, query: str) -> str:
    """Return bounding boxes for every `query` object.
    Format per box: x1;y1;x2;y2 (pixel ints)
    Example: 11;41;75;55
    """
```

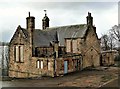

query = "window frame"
14;45;24;63
48;61;51;70
36;60;43;69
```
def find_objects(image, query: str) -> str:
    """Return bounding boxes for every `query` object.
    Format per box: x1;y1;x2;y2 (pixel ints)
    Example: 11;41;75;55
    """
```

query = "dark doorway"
100;55;103;66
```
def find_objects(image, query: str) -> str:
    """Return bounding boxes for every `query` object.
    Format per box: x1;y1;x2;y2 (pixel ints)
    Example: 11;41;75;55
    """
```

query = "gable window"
91;49;93;51
36;60;43;69
14;45;24;63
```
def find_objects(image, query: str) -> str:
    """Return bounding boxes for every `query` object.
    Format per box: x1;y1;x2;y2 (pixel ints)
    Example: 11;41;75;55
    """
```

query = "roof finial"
29;12;30;17
44;10;47;16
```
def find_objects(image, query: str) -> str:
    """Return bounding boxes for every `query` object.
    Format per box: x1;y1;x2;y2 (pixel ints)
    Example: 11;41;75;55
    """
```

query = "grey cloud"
118;2;120;24
1;30;13;42
0;2;117;42
21;2;117;11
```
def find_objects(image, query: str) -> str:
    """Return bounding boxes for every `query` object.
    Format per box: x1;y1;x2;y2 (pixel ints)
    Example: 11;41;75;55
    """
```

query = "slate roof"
20;24;88;47
21;27;29;39
33;29;57;47
33;24;88;47
10;25;29;44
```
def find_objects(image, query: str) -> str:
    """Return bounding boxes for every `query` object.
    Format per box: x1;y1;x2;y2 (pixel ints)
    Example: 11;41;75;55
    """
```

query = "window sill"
15;62;24;63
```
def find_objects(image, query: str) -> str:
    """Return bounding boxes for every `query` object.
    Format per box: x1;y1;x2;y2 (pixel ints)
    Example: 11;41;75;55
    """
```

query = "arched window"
41;61;43;69
36;60;40;68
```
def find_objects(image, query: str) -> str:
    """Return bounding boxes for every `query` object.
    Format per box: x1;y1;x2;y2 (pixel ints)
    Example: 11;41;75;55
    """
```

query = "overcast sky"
0;0;119;42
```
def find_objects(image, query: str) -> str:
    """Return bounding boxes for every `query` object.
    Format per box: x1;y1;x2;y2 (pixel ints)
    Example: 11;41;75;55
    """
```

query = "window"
108;57;110;62
72;39;77;53
20;46;24;62
14;45;24;62
91;49;93;51
37;60;40;68
48;61;51;70
15;46;19;62
66;39;72;52
36;60;43;69
66;39;78;53
41;61;43;69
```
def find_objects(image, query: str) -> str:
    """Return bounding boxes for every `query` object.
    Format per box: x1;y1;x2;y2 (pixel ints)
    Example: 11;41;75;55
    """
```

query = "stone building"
101;50;118;66
9;11;100;78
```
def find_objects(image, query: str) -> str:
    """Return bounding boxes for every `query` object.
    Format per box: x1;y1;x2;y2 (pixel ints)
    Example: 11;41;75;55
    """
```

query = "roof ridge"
45;24;87;30
33;23;88;47
20;24;87;31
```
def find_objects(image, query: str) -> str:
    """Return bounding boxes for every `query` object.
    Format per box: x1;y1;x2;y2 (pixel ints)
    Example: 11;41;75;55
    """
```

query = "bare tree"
109;25;120;54
100;33;115;51
109;25;120;45
108;33;115;50
101;34;109;51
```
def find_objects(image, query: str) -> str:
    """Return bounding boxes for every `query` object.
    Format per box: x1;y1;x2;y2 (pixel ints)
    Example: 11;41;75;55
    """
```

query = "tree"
109;25;120;54
109;25;120;46
108;33;115;50
101;34;109;51
100;33;115;51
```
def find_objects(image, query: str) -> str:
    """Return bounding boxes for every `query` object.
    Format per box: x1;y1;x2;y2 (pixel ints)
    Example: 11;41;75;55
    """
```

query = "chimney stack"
26;12;35;29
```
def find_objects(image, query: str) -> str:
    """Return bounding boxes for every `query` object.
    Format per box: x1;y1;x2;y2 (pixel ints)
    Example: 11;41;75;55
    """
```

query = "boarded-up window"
72;39;77;53
66;39;71;52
